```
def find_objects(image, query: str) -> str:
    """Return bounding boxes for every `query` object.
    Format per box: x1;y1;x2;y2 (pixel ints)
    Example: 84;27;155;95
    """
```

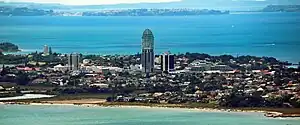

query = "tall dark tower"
68;53;80;71
141;29;154;74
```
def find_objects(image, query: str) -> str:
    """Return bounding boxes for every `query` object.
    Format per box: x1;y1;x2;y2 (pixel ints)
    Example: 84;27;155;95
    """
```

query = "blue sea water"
0;105;300;125
0;12;300;63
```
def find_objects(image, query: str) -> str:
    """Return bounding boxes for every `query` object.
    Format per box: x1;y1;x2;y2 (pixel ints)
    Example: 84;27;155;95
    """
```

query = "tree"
16;72;30;85
265;96;284;107
296;99;300;108
35;62;40;67
219;55;234;63
0;65;8;76
106;97;113;102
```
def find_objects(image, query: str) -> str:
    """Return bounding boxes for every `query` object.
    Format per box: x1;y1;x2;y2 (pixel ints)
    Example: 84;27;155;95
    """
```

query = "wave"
20;49;37;52
265;43;276;46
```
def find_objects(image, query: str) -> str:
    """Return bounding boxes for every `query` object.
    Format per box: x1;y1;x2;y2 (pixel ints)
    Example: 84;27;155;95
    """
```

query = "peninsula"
262;5;300;12
0;51;300;118
0;30;300;118
0;42;20;52
0;6;229;16
0;7;54;16
81;9;229;16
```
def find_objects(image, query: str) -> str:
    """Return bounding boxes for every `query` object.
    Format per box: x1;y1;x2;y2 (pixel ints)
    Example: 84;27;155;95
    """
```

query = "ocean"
0;12;300;63
0;105;300;125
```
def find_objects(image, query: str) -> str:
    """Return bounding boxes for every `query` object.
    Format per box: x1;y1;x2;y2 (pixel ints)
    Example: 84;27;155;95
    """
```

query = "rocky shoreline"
264;112;300;118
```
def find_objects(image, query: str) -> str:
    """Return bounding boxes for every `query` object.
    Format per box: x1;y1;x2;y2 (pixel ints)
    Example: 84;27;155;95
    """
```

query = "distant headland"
0;6;229;16
0;42;20;52
1;5;300;17
262;5;300;12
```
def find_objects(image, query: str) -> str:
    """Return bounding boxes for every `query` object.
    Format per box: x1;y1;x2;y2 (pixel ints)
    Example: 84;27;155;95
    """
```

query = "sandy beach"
1;96;300;118
0;99;285;117
0;101;262;115
2;101;299;125
41;99;107;104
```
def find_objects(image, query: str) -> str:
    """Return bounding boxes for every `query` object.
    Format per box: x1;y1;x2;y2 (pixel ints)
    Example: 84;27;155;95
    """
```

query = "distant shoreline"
0;10;300;17
1;12;300;17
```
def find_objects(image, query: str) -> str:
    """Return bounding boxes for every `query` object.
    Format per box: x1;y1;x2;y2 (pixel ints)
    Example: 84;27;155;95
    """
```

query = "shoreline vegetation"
1;97;300;118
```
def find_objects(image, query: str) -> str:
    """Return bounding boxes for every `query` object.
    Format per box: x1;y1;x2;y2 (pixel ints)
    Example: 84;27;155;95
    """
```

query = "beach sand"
2;99;300;118
42;99;106;104
0;99;267;113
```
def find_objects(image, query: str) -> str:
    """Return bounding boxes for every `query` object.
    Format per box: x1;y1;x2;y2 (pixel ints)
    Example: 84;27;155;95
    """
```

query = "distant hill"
0;6;54;16
262;5;300;12
0;0;277;11
1;1;300;11
82;9;229;16
0;1;66;10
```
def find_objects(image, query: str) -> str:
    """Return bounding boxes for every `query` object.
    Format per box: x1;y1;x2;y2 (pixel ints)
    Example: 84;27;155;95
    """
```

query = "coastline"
1;99;300;118
0;101;268;114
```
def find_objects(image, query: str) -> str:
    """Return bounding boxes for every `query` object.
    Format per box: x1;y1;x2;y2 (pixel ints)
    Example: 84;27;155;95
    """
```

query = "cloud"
4;0;182;5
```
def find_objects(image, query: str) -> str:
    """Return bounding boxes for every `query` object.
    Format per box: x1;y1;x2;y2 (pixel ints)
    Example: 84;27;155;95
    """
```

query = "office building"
68;53;80;71
43;45;49;55
49;47;52;55
160;52;175;73
141;29;154;73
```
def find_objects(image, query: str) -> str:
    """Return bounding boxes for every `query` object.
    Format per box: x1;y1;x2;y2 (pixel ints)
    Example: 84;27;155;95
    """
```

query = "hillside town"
0;29;300;110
